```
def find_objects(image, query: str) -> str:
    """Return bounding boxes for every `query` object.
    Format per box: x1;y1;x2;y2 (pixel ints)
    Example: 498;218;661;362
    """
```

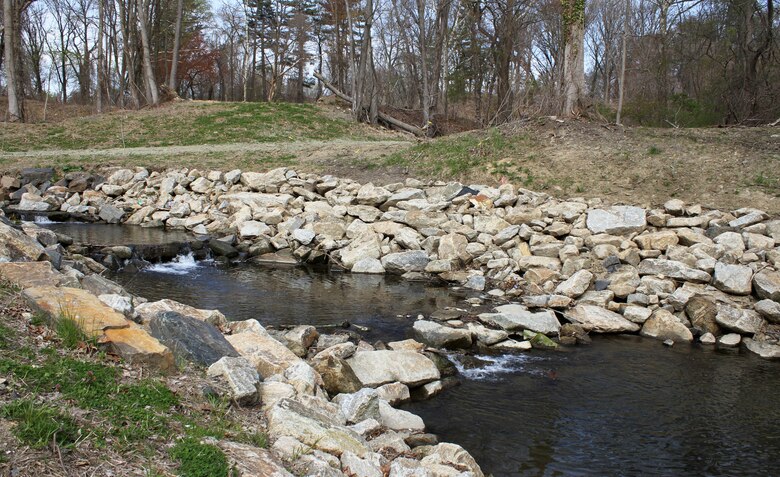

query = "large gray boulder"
566;304;641;333
347;350;440;388
412;320;472;349
586;206;647;235
754;299;780;324
479;304;561;335
0;221;45;261
340;230;382;269
715;305;765;335
150;311;238;366
743;338;780;360
637;259;711;283
640;309;693;343
555;270;593;298
381;250;429;274
266;398;370;457
753;270;780;302
207;356;260;405
712;262;753;295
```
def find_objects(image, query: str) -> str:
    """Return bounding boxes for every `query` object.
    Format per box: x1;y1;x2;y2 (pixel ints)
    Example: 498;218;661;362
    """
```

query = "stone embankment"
1;164;779;473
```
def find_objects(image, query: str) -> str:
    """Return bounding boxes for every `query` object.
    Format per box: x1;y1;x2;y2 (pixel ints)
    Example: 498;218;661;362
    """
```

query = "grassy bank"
0;280;267;476
0;101;382;152
1;101;778;213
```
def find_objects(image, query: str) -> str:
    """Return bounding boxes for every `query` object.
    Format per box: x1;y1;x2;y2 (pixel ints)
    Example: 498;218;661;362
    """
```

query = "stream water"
45;223;780;476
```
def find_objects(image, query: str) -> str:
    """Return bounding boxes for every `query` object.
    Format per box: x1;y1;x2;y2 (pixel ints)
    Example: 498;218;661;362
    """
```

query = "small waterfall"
144;252;202;275
451;353;545;381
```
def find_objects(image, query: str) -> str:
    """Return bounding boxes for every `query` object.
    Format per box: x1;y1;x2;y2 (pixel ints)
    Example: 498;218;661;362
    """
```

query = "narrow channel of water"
47;224;780;477
112;257;780;477
111;258;459;342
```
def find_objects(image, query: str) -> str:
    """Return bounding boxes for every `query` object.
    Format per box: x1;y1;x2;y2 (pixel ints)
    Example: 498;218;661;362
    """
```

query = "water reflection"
112;261;458;342
407;336;780;476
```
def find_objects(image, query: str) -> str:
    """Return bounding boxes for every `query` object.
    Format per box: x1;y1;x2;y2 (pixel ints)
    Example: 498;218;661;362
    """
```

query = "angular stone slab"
266;398;370;457
753;270;780;302
150;311;238;366
479;304;561;335
586;206;647;235
102;326;174;372
225;321;302;378
207;357;260;405
218;441;294;477
347;350;440;388
23;286;129;337
639;309;693;343
714;305;765;335
412;320;472;349
0;221;45;262
566;304;640;333
637;259;711;283
135;298;227;327
743;338;780;360
0;261;74;289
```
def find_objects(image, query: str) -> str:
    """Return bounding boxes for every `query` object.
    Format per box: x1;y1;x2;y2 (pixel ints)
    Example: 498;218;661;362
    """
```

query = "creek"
43;222;780;477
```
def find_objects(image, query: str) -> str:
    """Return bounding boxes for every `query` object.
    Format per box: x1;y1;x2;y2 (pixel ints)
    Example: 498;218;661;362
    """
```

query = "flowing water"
51;225;780;476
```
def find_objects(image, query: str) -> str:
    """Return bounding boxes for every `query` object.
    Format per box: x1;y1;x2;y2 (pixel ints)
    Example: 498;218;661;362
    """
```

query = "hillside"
1;101;778;213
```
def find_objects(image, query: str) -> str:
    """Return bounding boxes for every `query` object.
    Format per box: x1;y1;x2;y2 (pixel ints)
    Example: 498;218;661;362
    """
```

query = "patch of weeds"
1;400;80;449
648;145;662;155
237;430;268;448
575;184;585;193
0;322;14;349
30;311;48;326
385;128;515;178
170;437;230;477
55;313;91;349
753;171;779;189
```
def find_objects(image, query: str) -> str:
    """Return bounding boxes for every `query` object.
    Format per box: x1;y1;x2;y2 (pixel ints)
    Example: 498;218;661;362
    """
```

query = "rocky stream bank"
1;165;780;475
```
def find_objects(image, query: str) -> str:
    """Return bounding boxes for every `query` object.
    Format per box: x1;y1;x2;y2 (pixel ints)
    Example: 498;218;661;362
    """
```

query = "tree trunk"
561;0;586;117
3;0;23;122
416;0;430;126
97;0;105;112
168;0;183;91
616;0;629;125
137;0;159;106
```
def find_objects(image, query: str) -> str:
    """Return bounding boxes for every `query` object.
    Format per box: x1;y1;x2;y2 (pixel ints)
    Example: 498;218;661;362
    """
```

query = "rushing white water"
145;252;202;275
452;353;546;381
22;215;59;225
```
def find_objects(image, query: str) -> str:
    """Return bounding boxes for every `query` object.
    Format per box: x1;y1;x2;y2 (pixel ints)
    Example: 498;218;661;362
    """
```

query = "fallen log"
314;72;426;137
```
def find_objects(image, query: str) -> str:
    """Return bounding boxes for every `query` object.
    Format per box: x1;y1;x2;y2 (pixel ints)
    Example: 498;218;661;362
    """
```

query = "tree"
137;0;160;105
168;0;184;91
561;0;586;116
3;0;33;122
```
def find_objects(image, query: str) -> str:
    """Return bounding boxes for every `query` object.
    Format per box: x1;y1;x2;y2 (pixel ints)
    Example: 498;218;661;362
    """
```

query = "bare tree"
137;0;159;105
168;0;184;92
561;0;586;116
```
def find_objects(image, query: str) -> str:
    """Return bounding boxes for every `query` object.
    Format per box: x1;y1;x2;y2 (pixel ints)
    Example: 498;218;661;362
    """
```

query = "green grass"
55;314;91;349
753;171;779;190
1;399;81;449
0;102;371;152
648;145;662;155
169;438;230;477
385;128;528;180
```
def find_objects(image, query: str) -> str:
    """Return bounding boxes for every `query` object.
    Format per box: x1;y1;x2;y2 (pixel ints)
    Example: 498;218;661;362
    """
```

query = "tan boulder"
102;326;174;372
23;286;129;337
0;261;74;289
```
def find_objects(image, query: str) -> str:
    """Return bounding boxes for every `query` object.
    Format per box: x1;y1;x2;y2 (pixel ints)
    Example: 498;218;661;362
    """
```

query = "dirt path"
0;139;412;160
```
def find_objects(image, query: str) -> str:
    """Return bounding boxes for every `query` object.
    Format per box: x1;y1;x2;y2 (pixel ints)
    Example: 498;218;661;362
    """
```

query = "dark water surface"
43;222;194;246
408;337;780;476
113;259;780;477
69;223;779;477
111;258;459;342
